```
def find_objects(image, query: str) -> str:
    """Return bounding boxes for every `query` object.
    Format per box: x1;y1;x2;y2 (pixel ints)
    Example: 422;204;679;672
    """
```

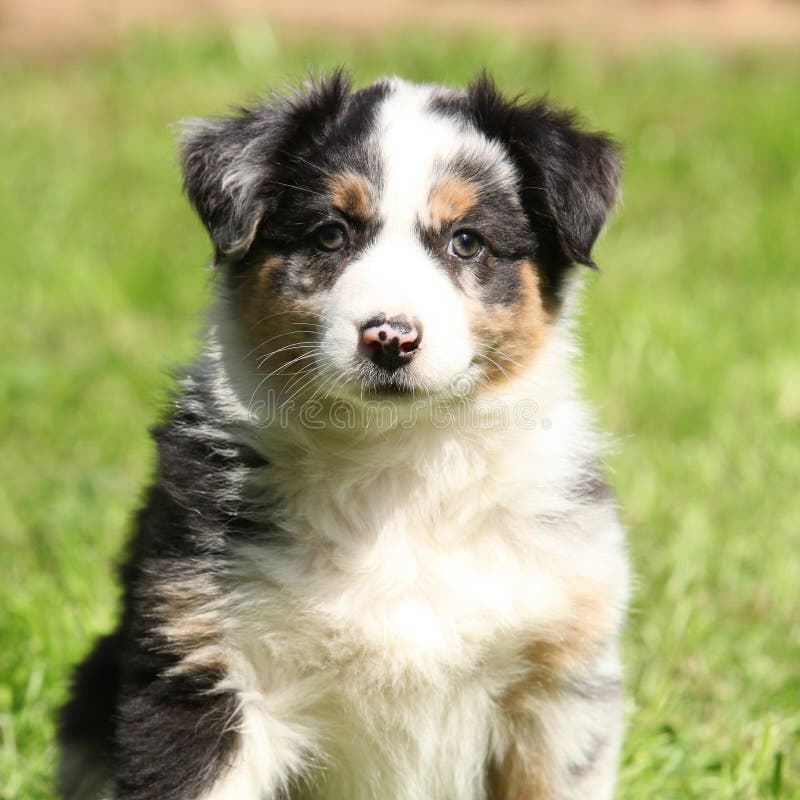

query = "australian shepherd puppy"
59;71;629;800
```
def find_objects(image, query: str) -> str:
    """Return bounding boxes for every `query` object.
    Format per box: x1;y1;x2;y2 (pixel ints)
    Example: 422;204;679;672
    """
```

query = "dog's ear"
180;112;273;263
465;75;621;269
180;71;352;264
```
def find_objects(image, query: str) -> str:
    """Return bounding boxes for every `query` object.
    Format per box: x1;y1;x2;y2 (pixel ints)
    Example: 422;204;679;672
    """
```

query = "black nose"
359;314;423;373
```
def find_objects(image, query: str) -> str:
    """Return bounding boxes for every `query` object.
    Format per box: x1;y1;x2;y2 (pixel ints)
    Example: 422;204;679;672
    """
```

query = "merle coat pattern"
59;72;628;800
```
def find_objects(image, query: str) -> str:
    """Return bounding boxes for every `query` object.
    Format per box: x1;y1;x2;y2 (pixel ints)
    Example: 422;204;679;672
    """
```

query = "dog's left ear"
465;75;621;269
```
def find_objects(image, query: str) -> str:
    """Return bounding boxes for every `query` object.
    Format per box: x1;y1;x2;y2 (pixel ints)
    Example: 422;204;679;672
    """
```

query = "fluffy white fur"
96;80;629;800
186;304;629;799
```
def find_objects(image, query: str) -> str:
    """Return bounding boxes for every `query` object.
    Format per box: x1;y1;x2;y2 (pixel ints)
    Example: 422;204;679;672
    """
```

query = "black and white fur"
59;72;629;800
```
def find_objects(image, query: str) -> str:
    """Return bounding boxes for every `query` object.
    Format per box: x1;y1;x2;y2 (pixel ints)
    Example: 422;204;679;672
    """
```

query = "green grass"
1;25;799;799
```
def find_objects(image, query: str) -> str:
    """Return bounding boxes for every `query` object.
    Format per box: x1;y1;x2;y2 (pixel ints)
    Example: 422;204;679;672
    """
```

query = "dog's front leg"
110;669;306;800
488;656;624;800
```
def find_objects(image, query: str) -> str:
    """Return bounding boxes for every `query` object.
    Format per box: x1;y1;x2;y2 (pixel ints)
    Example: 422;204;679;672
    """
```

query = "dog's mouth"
360;382;417;399
346;360;479;403
353;362;423;399
301;327;478;405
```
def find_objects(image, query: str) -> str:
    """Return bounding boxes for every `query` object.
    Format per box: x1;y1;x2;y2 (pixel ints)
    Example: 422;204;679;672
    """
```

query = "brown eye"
314;223;347;252
449;231;482;259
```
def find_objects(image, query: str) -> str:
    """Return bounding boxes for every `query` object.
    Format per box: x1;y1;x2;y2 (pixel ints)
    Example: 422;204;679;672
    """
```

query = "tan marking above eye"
426;178;479;229
327;172;374;220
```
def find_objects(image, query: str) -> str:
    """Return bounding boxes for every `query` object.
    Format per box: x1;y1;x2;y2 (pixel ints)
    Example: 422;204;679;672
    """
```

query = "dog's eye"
449;231;483;259
314;223;348;252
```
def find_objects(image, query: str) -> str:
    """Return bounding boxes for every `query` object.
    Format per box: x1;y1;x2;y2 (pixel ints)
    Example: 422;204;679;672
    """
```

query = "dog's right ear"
180;111;276;264
180;71;353;264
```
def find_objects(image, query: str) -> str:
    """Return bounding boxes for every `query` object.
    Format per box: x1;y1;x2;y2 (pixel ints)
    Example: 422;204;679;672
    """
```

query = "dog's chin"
304;355;480;406
347;371;477;405
360;382;419;400
353;373;427;402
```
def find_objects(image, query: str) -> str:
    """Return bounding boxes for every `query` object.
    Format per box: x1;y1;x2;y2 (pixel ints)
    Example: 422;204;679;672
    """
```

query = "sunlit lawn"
1;27;798;799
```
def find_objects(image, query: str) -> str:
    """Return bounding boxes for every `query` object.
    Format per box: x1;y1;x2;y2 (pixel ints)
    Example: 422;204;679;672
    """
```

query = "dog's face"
182;73;620;401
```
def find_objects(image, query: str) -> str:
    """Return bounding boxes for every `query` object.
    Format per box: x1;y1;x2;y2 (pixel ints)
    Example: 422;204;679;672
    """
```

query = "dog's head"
182;72;620;401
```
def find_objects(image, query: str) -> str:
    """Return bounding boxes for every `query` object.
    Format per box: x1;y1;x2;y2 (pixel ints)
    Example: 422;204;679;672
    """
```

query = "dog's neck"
177;306;595;552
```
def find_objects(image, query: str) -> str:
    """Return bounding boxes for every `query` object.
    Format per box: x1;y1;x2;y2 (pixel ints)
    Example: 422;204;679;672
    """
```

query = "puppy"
59;71;629;800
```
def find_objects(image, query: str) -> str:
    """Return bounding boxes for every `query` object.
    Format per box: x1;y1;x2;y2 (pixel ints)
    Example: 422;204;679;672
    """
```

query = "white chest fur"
205;411;627;800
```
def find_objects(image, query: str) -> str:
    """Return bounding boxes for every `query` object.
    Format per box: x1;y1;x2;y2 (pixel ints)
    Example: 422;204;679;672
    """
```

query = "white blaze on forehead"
375;79;516;233
317;80;519;393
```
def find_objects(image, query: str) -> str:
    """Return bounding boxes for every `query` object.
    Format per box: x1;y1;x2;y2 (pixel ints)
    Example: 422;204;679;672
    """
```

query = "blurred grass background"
1;18;799;800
